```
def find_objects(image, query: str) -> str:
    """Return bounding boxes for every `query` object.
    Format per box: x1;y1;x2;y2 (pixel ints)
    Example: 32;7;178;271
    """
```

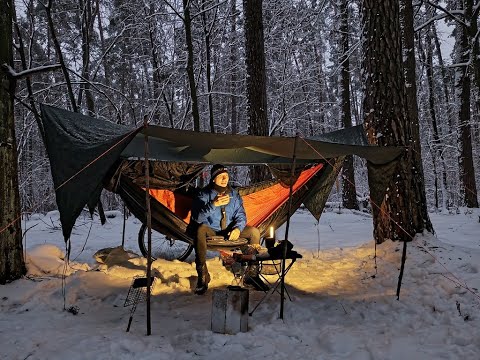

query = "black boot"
244;264;269;292
194;264;211;295
244;275;269;291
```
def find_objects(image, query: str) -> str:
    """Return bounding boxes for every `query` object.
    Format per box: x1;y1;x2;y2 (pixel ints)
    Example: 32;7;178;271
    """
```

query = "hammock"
117;162;328;249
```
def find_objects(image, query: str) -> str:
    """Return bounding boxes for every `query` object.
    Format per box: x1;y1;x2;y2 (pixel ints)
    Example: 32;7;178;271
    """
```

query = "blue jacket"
190;185;247;232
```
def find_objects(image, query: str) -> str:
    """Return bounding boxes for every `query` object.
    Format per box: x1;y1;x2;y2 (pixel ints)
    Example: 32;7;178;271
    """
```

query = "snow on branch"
414;0;467;32
2;64;61;79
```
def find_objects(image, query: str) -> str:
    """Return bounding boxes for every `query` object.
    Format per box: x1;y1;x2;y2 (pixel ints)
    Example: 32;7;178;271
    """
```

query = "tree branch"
163;0;185;21
1;63;61;79
421;0;467;27
41;0;78;112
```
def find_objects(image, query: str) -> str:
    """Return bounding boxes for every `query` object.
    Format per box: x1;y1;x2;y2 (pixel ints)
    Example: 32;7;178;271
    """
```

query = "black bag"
267;240;294;259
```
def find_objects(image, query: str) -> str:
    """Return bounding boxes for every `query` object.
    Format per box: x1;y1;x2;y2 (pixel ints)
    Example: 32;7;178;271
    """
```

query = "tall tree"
183;0;201;131
414;5;452;212
43;0;78;112
0;0;26;283
243;0;267;133
362;0;432;242
201;0;216;133
229;0;239;134
420;25;449;210
455;0;479;208
431;17;457;209
243;0;270;181
338;0;358;210
400;0;432;226
77;0;96;114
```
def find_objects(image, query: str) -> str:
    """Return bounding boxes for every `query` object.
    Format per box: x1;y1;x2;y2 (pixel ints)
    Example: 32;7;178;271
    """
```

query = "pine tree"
362;0;432;242
0;0;26;283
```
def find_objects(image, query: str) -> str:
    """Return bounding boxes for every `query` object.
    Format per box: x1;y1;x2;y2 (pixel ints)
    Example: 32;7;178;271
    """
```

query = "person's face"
213;172;229;187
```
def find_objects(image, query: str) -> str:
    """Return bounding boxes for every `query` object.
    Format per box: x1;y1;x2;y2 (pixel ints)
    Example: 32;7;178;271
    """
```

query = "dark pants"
194;224;260;267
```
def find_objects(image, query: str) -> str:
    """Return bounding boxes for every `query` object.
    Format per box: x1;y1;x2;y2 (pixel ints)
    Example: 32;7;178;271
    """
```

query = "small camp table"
232;250;302;316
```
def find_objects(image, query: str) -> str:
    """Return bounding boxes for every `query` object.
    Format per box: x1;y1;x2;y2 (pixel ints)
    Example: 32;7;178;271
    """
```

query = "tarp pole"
280;134;298;319
121;203;126;248
396;240;407;300
144;119;152;335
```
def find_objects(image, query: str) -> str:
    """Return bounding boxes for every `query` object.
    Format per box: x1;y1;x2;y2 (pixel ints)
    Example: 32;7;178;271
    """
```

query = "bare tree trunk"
432;22;456;208
362;0;432;243
162;92;175;128
147;2;162;121
467;0;480;94
458;0;479;208
0;0;26;283
243;0;270;182
339;0;358;210
293;53;313;134
229;0;238;134
425;33;440;209
95;0;115;119
243;0;268;135
77;0;95;114
201;0;215;133
313;43;329;134
183;0;200;131
400;0;432;226
432;24;454;130
43;0;77;112
418;24;448;210
12;0;44;138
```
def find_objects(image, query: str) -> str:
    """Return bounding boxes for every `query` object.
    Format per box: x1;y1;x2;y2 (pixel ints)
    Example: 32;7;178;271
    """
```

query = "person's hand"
213;193;230;207
229;228;241;240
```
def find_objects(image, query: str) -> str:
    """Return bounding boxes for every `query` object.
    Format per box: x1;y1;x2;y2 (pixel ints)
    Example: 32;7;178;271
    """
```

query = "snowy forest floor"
1;209;479;360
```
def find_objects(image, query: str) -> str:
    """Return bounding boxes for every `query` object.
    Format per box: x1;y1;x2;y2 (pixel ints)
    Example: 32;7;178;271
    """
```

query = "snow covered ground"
1;208;479;360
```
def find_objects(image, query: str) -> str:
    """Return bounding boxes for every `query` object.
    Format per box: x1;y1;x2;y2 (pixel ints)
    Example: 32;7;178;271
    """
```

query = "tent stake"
396;240;407;300
280;134;299;319
144;117;152;335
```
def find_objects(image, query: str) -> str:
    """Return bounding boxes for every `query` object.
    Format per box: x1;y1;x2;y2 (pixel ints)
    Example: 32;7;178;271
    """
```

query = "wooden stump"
211;286;249;334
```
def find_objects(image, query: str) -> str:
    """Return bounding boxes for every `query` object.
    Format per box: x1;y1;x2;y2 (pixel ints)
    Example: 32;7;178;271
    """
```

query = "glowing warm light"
269;226;274;239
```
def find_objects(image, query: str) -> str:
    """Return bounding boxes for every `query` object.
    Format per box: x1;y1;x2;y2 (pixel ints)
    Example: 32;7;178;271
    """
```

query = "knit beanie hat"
210;164;228;181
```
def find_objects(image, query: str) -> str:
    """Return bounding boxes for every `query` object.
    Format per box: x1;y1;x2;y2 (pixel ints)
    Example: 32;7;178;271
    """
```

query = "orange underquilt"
147;163;323;226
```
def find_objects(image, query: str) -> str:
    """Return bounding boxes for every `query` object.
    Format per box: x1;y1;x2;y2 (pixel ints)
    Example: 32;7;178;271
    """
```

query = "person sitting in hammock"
189;164;269;295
